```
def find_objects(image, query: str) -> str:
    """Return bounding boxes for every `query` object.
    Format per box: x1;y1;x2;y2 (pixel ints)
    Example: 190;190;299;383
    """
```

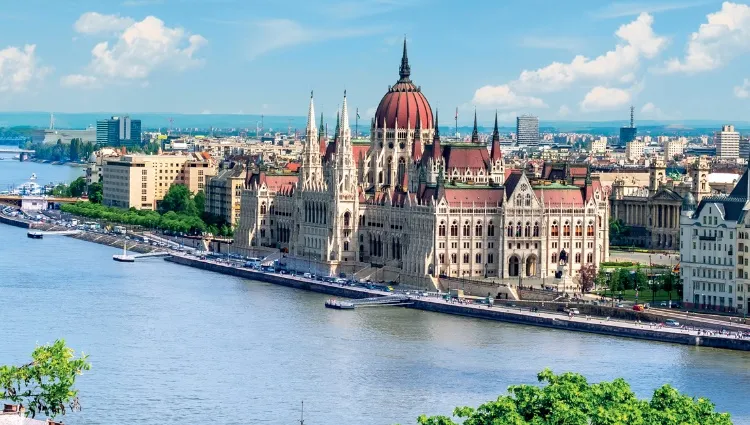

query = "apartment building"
102;152;216;210
664;138;685;159
626;140;645;162
205;163;246;226
715;125;739;159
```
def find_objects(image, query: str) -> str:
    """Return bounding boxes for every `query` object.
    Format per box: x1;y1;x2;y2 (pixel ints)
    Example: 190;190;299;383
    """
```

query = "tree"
634;269;648;292
88;182;103;204
159;184;197;216
193;190;206;215
415;369;732;425
0;340;91;419
662;271;681;303
69;177;87;198
578;264;597;292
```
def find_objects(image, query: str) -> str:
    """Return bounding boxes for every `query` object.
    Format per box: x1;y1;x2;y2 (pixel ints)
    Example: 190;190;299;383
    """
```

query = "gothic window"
451;221;458;237
386;157;393;185
475;221;483;237
524;222;531;237
551;221;559;236
463;221;471;237
260;229;266;238
525;194;531;206
575;253;581;263
344;241;349;251
439;221;446;237
463;253;470;264
587;253;593;263
515;194;522;206
507;222;513;237
397;157;406;186
439;254;445;264
451;253;457;264
575;221;582;237
343;211;351;227
488;221;495;237
260;202;267;215
551;253;557;263
488;253;494;264
564;221;571;236
378;171;383;184
533;222;540;237
516;223;522;237
475;253;482;264
587;221;594;236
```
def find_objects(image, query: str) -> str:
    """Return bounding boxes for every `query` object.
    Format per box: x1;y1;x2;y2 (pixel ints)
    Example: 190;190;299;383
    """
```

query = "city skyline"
1;0;750;122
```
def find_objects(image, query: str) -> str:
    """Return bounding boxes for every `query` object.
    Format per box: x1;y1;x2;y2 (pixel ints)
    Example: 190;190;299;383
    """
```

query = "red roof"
374;80;433;129
353;144;369;166
534;188;584;207
442;145;490;171
285;162;300;172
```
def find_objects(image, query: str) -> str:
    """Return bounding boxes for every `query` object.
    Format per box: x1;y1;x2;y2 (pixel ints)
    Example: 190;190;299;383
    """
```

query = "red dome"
373;40;433;130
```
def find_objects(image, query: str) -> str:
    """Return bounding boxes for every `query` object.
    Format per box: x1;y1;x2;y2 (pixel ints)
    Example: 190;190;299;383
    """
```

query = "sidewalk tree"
68;177;87;198
0;340;90;419
415;369;732;425
578;264;597;292
88;182;103;204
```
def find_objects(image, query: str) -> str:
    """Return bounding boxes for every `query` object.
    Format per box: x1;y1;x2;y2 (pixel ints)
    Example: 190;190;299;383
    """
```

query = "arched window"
524;222;531;237
488;221;495;237
525;194;531;206
516;223;522;237
586;252;593;263
343;211;351;227
575;221;582;237
439;221;446;237
343;241;349;251
450;221;458;237
260;202;267;215
551;221;559;237
551;253;557;263
533;222;540;237
378;171;383;184
475;221;483;237
386;157;393;185
463;221;471;237
260;229;266;238
587;221;594;236
516;194;522;207
564;221;571;236
397;157;406;187
575;253;581;263
508;256;520;277
507;222;514;237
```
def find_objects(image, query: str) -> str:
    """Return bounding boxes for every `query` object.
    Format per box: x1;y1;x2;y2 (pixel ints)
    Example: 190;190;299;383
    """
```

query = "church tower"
691;155;710;202
649;158;666;194
489;111;505;184
300;91;324;190
426;110;444;184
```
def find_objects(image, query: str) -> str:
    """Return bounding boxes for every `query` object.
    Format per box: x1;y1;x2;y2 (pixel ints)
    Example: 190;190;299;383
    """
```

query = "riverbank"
166;255;750;352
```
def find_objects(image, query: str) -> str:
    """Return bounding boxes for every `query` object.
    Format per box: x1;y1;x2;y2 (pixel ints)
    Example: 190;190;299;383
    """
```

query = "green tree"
193;190;206;215
577;263;597;292
662;271;680;303
634;269;648;292
88;182;103;204
69;177;87;198
415;369;732;425
159;184;197;216
0;340;91;419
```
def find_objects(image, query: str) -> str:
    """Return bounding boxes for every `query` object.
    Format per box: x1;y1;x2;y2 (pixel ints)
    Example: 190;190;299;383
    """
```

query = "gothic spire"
340;90;350;138
318;112;325;139
334;110;340;142
432;109;442;160
306;90;316;134
399;38;411;82
471;108;479;143
490;111;501;161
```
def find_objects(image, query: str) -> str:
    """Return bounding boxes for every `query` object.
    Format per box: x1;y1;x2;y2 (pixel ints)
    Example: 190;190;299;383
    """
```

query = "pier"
113;251;170;262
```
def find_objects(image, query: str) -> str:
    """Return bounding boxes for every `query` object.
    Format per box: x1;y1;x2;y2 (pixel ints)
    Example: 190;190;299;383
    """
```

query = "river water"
1;163;750;424
0;156;83;190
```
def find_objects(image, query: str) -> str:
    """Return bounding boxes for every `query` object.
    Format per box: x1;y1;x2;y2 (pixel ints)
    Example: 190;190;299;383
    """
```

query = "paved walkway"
609;250;679;266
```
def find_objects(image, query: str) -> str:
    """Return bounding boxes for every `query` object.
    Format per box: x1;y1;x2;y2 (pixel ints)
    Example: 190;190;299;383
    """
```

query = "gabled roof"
442;144;490;170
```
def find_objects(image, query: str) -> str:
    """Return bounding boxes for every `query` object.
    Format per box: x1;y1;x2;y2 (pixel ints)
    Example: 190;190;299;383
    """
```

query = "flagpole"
355;108;359;138
455;107;458;139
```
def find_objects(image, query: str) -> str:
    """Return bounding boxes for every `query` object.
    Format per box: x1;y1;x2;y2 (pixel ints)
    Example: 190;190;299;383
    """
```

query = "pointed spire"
340;90;350;139
432;109;442;160
334;110;340;142
471;108;479;143
318;112;325;139
491;111;501;161
412;114;423;160
306;90;316;134
399;38;411;82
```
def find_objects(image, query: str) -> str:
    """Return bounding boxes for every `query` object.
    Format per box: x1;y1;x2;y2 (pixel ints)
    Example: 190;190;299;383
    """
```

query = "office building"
589;137;607;154
626;140;645;162
205;163;247;226
102;152;216;210
664;138;685;160
715;125;739;159
516;115;539;147
619;106;637;147
96;115;142;147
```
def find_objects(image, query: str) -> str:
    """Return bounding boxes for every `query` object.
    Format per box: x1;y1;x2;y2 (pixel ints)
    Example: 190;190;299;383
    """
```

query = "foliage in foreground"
415;369;732;425
0;340;91;419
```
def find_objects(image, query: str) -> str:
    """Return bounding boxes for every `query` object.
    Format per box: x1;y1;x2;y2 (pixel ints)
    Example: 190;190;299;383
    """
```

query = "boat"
27;231;43;239
113;243;135;262
324;299;355;310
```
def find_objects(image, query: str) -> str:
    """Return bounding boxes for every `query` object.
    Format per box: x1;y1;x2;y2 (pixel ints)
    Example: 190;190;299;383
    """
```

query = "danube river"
0;156;83;189
1;224;749;425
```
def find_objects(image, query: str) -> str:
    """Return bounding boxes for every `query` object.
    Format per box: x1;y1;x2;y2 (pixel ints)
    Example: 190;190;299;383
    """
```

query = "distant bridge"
0;195;81;207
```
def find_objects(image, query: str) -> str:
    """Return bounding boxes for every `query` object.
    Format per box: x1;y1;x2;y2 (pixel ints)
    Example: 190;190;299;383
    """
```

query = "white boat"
113;243;135;262
11;174;44;196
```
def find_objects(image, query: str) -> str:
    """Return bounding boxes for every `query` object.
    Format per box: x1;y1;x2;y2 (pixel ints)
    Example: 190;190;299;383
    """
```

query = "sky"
1;0;750;124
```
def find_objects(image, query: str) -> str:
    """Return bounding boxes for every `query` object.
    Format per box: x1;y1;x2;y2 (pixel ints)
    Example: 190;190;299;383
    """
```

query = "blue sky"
1;0;749;124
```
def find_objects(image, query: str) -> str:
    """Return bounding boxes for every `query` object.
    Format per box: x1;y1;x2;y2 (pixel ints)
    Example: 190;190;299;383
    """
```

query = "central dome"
374;40;433;130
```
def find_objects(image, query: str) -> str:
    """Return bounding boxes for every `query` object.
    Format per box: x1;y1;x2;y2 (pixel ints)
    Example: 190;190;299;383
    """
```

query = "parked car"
632;304;645;311
659;301;668;307
665;319;680;327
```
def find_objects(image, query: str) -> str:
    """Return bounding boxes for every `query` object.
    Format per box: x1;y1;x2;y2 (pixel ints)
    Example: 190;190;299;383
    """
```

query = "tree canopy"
415;369;732;425
0;340;90;419
159;184;197;216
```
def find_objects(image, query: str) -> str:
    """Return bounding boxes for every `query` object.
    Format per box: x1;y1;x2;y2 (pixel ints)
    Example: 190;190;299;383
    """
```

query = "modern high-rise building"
619;106;637;147
96;115;142;147
715;125;739;159
516;115;539;147
625;140;645;161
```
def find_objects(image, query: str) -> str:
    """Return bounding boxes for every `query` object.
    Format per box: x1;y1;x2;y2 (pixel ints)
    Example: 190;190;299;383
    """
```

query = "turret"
471;109;479;143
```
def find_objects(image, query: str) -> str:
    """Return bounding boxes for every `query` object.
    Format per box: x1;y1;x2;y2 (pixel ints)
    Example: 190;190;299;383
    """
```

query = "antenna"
630;106;634;128
299;401;304;425
168;117;174;135
49;112;55;130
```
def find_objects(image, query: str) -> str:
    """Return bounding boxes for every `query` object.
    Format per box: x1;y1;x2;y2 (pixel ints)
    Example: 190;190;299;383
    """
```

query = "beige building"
715;125;739;159
664;138;685;159
205;163;246;226
589;136;607;154
626;140;645;162
102;152;216;210
85;147;121;185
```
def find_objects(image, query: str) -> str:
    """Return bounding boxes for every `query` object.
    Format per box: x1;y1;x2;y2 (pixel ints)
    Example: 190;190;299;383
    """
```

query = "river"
0;156;83;190
0;225;749;424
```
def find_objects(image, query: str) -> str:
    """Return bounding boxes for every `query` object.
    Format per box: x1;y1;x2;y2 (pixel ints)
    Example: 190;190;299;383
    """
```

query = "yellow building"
102;152;216;210
205;164;246;225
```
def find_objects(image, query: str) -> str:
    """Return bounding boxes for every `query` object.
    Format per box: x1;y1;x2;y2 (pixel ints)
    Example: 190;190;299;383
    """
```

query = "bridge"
0;195;81;207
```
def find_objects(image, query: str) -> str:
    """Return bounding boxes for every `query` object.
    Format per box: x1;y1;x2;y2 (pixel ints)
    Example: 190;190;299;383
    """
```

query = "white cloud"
0;44;50;92
513;13;666;93
591;1;710;19
60;74;99;88
580;86;632;112
558;105;571;117
734;78;750;98
74;12;134;34
660;2;750;73
65;13;206;86
472;84;547;109
247;19;384;59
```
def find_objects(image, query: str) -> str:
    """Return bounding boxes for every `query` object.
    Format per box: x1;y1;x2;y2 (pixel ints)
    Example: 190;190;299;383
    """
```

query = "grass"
592;289;678;304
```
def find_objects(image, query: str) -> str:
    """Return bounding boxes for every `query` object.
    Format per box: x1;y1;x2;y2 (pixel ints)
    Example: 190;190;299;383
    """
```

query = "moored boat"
27;231;43;239
324;299;355;310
